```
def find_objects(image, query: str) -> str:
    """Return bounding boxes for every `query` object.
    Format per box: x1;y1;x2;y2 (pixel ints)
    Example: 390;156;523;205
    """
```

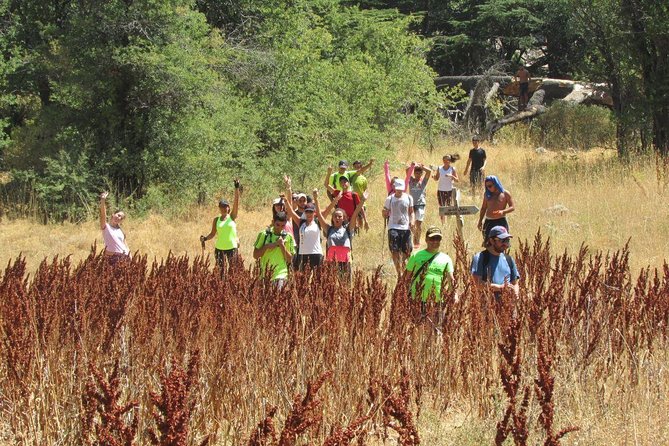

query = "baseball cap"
218;199;230;207
425;226;442;239
338;160;349;168
393;179;405;191
295;193;307;200
304;203;316;212
489;226;512;239
272;197;283;205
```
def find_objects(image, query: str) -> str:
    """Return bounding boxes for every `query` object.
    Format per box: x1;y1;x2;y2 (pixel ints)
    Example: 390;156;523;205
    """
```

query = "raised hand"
100;191;109;201
312;188;319;200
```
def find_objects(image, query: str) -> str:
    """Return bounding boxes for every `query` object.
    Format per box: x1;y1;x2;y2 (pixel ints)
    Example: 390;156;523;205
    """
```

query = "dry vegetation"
1;141;669;445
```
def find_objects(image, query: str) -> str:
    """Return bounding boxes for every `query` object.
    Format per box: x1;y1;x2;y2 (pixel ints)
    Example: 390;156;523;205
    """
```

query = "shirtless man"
515;66;530;111
477;175;515;242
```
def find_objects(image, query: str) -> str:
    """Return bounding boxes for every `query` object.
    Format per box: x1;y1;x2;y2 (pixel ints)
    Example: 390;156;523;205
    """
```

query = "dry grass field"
1;140;669;446
2;140;666;273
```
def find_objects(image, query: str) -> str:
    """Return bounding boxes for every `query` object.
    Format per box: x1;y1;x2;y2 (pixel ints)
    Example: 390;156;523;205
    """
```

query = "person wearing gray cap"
471;225;519;298
200;179;241;271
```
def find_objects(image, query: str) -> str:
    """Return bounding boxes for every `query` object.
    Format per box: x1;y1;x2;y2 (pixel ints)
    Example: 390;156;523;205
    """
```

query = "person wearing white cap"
382;178;414;275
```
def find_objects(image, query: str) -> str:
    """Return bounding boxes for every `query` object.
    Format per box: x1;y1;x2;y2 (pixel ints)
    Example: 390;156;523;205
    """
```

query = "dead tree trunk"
435;76;613;137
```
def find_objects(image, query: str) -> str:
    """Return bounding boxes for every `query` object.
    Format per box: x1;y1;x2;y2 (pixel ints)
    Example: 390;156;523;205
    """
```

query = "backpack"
478;250;517;283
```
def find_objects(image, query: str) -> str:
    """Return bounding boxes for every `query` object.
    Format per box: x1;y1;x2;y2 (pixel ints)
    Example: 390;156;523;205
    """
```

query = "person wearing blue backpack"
471;226;520;299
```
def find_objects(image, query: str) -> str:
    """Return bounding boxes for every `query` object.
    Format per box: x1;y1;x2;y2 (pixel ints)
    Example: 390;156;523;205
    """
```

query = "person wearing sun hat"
406;226;455;312
471;225;519;298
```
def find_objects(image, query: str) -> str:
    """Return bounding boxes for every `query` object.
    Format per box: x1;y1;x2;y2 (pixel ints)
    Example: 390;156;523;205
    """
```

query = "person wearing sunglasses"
477;175;515;242
471;226;519;298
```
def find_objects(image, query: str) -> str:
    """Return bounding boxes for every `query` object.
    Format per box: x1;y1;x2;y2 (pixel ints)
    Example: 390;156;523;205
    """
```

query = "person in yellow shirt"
200;179;241;272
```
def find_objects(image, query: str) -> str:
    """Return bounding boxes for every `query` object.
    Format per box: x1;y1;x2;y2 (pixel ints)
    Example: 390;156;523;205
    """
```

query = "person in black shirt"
463;135;487;196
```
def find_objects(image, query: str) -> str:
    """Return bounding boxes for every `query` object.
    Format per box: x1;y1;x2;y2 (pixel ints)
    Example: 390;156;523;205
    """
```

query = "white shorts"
413;205;426;222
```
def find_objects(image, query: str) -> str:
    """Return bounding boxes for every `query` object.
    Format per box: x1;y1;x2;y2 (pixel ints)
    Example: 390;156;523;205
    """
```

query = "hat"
338;175;350;183
218;199;230;207
472;134;482;141
338;160;349;168
303;203;316;212
393;179;405;191
489;226;512;240
425;226;442;239
295;193;307;200
272;197;284;205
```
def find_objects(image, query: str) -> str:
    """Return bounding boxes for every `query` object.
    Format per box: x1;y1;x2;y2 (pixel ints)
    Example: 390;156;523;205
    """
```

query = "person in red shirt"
327;176;363;224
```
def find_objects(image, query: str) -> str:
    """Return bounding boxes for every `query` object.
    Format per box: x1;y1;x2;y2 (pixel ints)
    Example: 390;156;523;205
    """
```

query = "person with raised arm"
433;154;460;225
200;179;241;271
284;176;323;271
317;188;367;279
383;160;415;195
382;178;415;275
408;163;432;248
99;191;130;263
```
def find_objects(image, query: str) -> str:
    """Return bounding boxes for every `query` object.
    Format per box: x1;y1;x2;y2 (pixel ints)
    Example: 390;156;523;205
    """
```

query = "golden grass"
1;140;666;274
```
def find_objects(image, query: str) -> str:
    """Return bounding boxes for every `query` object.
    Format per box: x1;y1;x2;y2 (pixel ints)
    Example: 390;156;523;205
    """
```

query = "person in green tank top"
200;179;241;270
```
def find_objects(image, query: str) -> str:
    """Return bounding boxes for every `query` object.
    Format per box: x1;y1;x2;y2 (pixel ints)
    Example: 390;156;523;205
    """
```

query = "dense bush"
0;0;458;220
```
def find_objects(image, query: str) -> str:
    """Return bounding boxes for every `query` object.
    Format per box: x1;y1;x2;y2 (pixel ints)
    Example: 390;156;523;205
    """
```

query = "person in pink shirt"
99;191;130;263
384;160;415;195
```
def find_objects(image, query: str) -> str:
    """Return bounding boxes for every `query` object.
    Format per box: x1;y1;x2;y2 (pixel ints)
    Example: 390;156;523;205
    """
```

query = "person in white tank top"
432;154;460;224
99;191;130;260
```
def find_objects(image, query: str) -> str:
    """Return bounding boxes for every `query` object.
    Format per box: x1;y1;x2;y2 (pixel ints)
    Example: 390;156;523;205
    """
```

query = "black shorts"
295;254;323;271
214;248;237;267
483;217;509;240
437;190;453;207
469;169;483;187
388;229;413;254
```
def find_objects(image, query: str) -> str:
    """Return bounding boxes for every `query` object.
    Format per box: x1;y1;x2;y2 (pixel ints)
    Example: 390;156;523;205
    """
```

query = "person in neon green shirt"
253;212;296;288
406;226;456;324
200;179;241;272
324;159;374;196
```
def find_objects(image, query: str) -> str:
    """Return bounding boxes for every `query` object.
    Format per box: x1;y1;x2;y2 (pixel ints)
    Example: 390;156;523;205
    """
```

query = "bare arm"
357;158;374;174
463;157;471;176
99;192;108;230
203;217;218;241
477;196;487;230
231;179;240;220
451;166;459;183
503;191;515;215
422;165;433;182
349;191;368;231
313;189;330;231
253;237;279;260
433;166;440;181
324;166;333;190
283;176;301;224
322;193;342;220
404;161;415;185
384;160;392;193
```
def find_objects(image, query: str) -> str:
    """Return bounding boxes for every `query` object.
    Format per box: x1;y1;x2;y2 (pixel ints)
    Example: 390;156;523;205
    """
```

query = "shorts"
483;217;509;240
413;205;426;222
214;248;238;267
388;229;413;254
295;254;323;271
469;170;483;187
437;190;453;207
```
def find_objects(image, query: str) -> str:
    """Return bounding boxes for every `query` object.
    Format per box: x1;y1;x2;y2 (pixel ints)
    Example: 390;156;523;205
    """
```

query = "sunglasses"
494;237;511;244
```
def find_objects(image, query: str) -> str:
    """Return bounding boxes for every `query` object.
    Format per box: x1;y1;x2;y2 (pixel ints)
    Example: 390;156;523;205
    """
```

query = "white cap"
272;197;283;205
393;179;405;191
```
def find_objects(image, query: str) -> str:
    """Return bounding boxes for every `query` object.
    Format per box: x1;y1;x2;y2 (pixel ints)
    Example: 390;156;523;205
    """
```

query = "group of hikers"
99;135;518;307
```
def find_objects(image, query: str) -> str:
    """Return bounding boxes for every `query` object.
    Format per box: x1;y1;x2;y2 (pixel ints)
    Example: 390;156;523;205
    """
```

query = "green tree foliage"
2;0;451;218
